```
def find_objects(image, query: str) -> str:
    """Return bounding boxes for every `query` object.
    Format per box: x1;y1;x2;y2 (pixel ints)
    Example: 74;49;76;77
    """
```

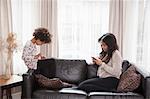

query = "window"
57;0;110;63
136;0;150;72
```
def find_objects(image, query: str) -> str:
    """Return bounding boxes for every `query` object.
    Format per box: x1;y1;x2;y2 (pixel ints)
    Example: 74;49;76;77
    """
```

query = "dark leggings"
78;77;119;93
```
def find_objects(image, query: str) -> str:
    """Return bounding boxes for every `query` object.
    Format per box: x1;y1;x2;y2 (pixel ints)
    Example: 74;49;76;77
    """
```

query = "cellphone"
91;57;97;60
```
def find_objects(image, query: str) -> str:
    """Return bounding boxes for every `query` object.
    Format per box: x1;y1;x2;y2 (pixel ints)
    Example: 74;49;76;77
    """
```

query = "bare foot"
62;82;73;87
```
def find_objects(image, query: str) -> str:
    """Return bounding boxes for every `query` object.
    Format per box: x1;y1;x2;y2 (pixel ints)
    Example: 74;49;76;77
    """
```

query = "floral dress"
22;40;38;70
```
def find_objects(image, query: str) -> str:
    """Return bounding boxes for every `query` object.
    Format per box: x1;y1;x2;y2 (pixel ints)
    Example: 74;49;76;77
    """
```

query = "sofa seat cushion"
33;88;87;99
88;92;144;99
59;87;87;95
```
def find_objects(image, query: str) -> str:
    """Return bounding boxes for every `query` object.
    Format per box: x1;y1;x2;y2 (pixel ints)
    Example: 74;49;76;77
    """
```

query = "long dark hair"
98;33;118;63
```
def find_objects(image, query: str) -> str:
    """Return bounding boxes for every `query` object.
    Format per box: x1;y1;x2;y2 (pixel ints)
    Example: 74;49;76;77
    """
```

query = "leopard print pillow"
117;66;141;92
35;74;64;90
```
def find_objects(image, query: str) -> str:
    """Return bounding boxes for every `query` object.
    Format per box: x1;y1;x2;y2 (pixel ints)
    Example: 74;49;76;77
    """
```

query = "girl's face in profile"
100;41;108;52
36;39;45;45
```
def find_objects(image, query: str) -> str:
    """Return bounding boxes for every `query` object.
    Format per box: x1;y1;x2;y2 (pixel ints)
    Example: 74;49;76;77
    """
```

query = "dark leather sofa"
21;58;150;99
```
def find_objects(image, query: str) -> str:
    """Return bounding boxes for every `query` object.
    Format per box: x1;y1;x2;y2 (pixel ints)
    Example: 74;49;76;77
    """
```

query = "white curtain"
123;0;150;72
57;0;110;63
109;0;139;63
12;0;41;74
108;0;124;54
136;0;150;72
122;0;139;63
0;0;13;75
40;0;58;58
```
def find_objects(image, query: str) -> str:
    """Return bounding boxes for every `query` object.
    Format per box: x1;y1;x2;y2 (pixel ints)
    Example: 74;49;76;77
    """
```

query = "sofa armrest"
144;77;150;99
21;73;35;99
135;65;150;99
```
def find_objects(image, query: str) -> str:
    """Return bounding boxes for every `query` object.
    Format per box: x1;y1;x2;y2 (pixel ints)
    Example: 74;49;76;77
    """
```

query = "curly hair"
33;27;52;43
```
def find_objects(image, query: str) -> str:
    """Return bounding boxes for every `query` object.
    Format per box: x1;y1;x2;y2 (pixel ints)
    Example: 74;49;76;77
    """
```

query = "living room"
0;0;150;99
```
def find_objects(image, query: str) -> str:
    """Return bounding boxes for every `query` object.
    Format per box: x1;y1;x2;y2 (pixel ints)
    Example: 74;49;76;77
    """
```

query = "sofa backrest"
37;58;56;79
55;59;87;85
87;64;98;79
37;58;87;85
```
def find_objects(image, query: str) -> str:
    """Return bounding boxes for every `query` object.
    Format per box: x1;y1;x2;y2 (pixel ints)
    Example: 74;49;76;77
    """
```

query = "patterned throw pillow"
35;74;72;90
117;66;141;92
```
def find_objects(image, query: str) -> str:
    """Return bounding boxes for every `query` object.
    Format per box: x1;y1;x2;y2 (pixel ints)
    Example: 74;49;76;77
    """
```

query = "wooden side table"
0;75;23;99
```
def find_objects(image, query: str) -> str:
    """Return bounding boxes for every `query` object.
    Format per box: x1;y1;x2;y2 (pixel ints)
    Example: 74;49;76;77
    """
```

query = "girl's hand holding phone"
92;57;97;60
91;57;97;64
92;57;102;65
